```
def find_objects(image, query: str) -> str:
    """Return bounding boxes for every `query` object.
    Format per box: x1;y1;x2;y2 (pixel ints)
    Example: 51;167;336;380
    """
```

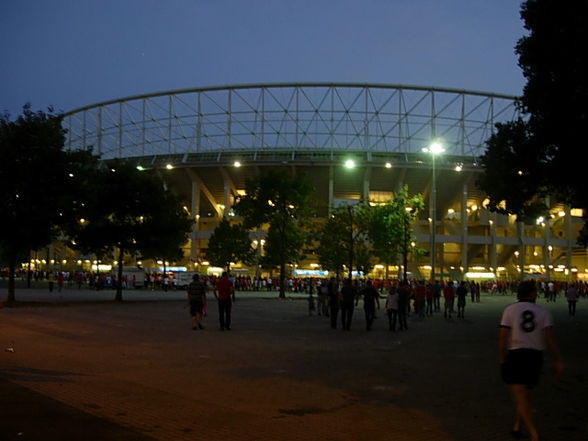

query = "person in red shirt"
214;272;235;331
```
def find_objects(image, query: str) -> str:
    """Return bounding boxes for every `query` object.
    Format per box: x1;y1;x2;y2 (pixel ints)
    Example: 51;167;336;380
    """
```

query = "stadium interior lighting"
385;162;392;168
234;161;241;168
166;164;174;170
465;272;495;279
344;159;355;169
422;141;445;155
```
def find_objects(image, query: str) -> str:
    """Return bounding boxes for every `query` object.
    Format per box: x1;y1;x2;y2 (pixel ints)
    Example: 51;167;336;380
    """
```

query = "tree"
478;0;588;242
315;217;347;281
478;120;546;218
135;189;194;277
368;186;424;280
517;0;588;206
0;105;88;303
205;218;255;273
366;186;424;282
233;171;314;298
315;203;371;281
71;161;192;301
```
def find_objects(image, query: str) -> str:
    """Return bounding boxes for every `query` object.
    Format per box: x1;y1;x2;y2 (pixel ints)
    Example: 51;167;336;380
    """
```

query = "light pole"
422;141;444;281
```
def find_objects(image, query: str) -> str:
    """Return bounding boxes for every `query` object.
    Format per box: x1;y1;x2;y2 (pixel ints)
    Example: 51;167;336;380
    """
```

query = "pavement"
1;284;587;441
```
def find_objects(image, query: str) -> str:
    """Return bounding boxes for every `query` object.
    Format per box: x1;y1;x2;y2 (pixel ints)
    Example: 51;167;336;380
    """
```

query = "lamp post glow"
422;141;445;280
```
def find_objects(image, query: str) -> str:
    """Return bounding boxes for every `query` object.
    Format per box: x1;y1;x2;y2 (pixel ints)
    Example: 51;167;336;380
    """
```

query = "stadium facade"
62;83;586;281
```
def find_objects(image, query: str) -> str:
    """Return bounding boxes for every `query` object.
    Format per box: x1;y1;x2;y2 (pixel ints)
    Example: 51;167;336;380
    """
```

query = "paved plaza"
1;285;587;441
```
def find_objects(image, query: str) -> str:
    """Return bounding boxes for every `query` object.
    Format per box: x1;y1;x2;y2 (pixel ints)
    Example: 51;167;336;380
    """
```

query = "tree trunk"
6;259;16;304
115;247;124;301
402;216;409;283
348;206;354;281
27;254;32;288
163;261;167;291
402;249;408;283
279;261;286;298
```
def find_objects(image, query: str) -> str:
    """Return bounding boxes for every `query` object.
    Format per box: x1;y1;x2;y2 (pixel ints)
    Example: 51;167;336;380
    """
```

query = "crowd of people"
306;278;481;331
305;277;586;331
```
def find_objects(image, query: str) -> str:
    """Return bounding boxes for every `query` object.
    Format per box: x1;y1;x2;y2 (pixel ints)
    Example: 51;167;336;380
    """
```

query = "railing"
63;83;518;160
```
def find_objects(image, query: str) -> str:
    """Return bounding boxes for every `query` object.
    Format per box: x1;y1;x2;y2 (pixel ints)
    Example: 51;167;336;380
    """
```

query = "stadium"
61;83;585;281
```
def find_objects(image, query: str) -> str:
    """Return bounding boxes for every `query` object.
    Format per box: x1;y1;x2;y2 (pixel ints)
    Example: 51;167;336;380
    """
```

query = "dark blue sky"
1;0;525;117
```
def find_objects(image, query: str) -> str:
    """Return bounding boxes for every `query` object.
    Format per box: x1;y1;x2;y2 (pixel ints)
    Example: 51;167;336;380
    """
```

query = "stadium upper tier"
62;83;518;161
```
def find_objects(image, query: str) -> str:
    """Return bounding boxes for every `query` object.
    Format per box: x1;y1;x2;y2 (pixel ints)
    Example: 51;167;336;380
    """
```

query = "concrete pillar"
223;180;230;218
328;166;334;216
517;221;526;279
460;183;468;275
190;180;200;263
490;211;497;271
544;218;551;280
363;167;371;202
566;205;573;278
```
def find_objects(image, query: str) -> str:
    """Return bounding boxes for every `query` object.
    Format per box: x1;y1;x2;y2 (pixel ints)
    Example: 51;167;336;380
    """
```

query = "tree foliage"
205;218;255;273
0;104;91;303
477;120;549;223
233;171;314;297
368;186;424;281
70;161;192;300
478;0;588;242
315;203;371;281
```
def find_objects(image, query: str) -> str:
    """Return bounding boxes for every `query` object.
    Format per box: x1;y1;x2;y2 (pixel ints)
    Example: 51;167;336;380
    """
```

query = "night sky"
1;0;525;117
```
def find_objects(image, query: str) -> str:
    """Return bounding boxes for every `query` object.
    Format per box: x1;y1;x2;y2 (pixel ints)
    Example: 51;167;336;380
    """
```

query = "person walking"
499;280;563;441
187;273;207;330
361;280;380;331
214;271;235;331
57;272;65;292
443;281;455;319
565;283;579;316
340;278;358;331
414;281;426;319
432;280;442;312
307;292;316;316
385;285;399;332
327;277;340;329
425;282;434;316
456;281;468;319
318;281;329;317
47;272;55;292
397;281;410;331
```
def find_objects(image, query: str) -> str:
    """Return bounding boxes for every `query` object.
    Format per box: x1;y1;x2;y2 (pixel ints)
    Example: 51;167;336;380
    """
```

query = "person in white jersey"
499;280;563;441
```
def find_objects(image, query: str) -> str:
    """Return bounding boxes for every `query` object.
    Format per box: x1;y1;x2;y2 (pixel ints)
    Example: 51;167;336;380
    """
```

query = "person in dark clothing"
361;280;380;331
327;277;340;329
385;286;399;332
397;281;411;331
456;281;468;319
432;280;442;312
340;278;358;331
187;273;207;330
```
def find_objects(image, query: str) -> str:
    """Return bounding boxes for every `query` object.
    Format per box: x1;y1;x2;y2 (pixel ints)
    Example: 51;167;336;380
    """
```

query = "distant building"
61;83;585;281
